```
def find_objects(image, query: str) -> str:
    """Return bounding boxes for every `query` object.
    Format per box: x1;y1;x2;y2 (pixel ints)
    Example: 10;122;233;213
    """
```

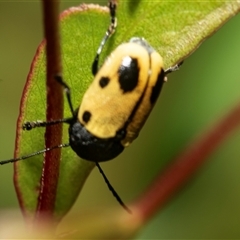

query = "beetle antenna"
21;73;75;132
22;118;72;131
95;162;132;213
55;75;75;117
0;143;70;165
92;0;117;75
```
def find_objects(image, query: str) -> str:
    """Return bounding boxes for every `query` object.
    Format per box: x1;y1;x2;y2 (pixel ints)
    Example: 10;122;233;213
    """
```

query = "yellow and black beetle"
74;37;166;161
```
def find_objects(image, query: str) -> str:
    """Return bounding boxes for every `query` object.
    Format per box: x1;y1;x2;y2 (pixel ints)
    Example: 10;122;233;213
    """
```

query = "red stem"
34;0;63;223
133;101;240;223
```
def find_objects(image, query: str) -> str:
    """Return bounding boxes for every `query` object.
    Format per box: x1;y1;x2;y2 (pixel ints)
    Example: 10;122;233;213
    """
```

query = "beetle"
70;36;178;162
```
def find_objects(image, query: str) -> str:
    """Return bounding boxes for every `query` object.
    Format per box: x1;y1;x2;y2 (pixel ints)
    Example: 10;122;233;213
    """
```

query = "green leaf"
13;1;240;224
115;1;240;68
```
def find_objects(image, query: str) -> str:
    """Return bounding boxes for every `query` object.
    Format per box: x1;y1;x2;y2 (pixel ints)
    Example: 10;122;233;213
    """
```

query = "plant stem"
132;101;240;224
34;0;63;225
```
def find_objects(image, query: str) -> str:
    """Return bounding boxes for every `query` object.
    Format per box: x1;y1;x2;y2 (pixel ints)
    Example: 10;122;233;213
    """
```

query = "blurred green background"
0;1;240;239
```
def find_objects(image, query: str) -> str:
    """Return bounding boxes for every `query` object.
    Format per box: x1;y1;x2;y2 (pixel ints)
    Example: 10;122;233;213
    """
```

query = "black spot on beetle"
118;56;139;93
99;77;110;88
150;69;164;104
82;111;92;123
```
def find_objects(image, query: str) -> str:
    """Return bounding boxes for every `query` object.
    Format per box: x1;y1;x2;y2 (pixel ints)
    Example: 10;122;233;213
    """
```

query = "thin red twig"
133;101;240;223
34;0;63;224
